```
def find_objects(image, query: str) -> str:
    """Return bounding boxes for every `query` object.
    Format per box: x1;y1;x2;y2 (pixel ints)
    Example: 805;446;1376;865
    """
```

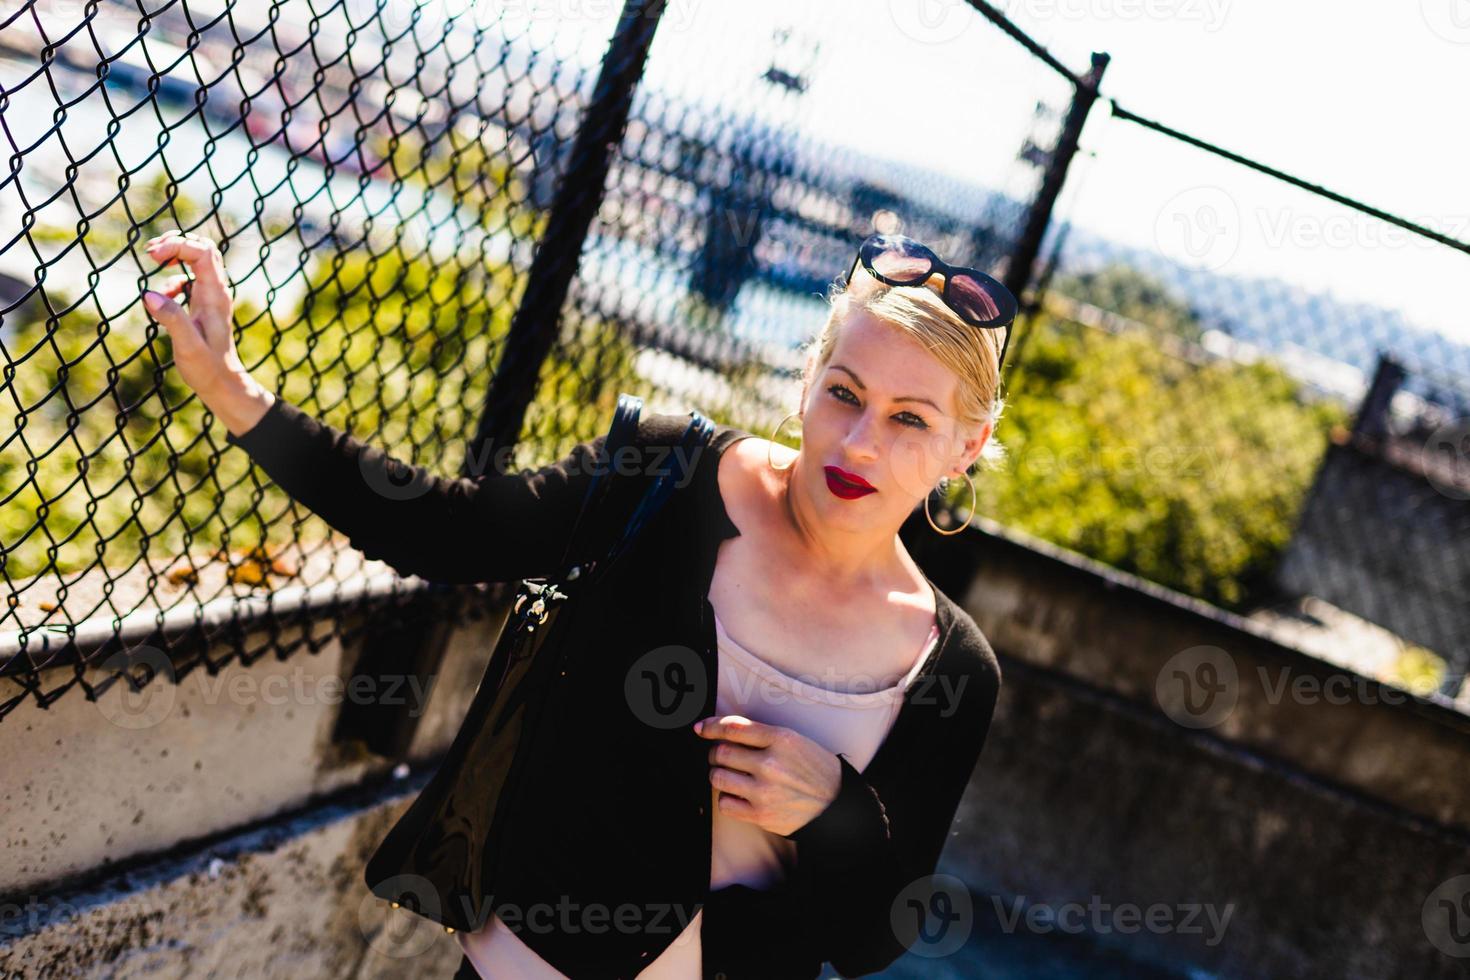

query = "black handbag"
363;393;716;935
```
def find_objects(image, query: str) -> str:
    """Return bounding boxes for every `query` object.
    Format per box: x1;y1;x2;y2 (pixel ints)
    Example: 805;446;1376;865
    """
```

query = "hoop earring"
767;412;801;471
925;472;976;536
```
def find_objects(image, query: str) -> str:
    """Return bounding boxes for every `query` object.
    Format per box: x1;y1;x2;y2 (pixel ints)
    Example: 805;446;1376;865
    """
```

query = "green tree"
965;269;1348;610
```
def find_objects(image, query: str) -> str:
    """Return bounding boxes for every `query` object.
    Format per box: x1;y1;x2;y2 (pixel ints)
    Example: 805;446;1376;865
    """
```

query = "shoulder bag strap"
487;402;714;730
589;407;716;584
551;392;645;583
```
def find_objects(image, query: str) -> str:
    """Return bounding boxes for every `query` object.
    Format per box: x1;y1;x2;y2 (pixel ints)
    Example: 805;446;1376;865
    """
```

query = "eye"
825;383;930;430
896;411;930;430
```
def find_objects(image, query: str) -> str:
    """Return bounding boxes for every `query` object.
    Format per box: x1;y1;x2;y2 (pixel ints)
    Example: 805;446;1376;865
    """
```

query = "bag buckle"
511;579;570;633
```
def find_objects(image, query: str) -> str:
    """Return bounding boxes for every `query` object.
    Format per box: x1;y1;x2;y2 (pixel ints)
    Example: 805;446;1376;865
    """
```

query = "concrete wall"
0;775;464;979
0;589;509;978
907;511;1470;979
4;518;1469;978
1275;434;1470;684
0;593;504;896
952;660;1467;979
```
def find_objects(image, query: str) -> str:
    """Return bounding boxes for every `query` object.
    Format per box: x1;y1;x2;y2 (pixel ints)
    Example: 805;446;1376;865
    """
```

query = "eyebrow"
828;364;944;413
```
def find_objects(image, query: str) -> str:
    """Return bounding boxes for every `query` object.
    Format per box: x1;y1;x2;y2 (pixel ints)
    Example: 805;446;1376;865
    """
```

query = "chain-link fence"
1003;95;1470;698
0;0;626;717
0;0;1077;720
3;0;1465;722
519;1;1080;465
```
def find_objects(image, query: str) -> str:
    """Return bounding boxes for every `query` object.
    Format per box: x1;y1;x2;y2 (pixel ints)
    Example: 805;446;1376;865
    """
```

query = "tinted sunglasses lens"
868;240;933;283
949;273;1006;323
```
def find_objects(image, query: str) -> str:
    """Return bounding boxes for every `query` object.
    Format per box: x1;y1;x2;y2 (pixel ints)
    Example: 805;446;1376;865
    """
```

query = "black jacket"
225;397;1002;978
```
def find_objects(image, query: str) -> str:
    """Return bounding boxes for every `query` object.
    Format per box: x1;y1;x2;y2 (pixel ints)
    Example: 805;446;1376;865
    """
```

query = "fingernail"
693;720;704;734
142;290;163;309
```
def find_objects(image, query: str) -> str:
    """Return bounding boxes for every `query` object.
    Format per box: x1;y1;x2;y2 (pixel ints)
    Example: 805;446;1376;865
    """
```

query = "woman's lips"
824;466;876;499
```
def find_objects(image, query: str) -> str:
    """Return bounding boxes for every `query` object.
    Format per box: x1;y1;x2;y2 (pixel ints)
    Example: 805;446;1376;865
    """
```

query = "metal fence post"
334;0;668;758
469;0;669;479
1001;51;1110;382
1350;352;1407;444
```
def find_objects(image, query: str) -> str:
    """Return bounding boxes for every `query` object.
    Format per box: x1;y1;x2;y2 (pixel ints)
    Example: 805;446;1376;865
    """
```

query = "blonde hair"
799;269;1008;473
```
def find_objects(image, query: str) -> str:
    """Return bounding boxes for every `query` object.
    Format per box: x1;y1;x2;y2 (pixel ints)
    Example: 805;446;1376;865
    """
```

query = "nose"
841;409;883;465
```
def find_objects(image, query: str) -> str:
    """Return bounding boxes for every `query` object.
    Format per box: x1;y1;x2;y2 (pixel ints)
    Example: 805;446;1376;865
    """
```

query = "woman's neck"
777;456;907;595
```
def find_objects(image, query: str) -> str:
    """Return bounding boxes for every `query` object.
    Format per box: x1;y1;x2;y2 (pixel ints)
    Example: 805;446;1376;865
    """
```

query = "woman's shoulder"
930;581;1003;690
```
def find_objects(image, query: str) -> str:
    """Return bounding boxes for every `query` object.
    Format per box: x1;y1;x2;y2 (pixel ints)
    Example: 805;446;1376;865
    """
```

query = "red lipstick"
824;466;876;499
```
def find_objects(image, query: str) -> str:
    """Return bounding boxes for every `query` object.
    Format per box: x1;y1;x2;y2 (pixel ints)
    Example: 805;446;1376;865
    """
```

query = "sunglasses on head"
845;233;1019;377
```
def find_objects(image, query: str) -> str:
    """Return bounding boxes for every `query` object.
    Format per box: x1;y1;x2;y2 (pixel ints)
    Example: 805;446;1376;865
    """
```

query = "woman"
139;229;1007;979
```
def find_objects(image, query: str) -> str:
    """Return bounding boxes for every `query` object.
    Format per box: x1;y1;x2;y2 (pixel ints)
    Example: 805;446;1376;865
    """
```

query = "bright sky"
446;0;1470;345
1007;0;1470;344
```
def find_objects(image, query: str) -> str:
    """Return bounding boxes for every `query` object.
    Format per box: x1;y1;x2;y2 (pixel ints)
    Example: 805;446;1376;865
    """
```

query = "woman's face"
794;309;991;531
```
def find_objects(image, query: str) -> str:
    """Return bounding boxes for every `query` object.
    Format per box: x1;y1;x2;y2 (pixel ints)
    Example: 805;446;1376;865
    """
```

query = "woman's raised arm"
139;229;614;585
221;392;612;584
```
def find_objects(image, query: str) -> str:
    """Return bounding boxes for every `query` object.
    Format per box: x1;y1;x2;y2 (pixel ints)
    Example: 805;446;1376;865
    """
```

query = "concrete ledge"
0;770;463;978
947;654;1470;979
905;511;1470;834
0;587;510;896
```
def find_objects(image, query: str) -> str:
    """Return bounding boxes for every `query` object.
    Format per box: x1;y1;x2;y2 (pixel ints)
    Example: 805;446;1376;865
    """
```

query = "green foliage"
374;123;544;242
964;268;1349;610
1;145;620;591
516;313;648;466
1389;644;1447;697
1;175;249;588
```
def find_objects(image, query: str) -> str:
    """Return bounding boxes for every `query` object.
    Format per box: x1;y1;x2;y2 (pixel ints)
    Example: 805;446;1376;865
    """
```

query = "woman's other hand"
140;230;274;437
694;715;843;837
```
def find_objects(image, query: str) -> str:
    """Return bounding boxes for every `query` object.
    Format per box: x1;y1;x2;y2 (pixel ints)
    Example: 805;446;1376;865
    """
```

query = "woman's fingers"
142;289;207;359
145;238;226;293
708;740;763;774
139;230;242;395
693;715;780;748
155;272;192;299
144;232;233;349
695;717;843;835
709;765;759;798
146;228;207;248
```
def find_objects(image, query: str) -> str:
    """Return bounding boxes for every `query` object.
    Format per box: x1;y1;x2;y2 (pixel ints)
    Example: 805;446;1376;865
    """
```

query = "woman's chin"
813;493;890;528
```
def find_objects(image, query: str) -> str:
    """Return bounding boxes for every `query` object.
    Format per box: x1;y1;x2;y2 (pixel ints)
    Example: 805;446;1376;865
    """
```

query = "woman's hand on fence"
694;715;843;837
140;230;274;437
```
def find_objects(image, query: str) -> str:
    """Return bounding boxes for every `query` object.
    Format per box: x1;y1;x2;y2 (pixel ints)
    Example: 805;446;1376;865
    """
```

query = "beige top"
457;607;941;978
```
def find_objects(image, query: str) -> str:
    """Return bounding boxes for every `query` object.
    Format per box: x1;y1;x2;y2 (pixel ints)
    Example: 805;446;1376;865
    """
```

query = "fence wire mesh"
515;1;1074;467
0;0;621;716
1010;104;1470;698
0;0;1073;719
2;0;1466;723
